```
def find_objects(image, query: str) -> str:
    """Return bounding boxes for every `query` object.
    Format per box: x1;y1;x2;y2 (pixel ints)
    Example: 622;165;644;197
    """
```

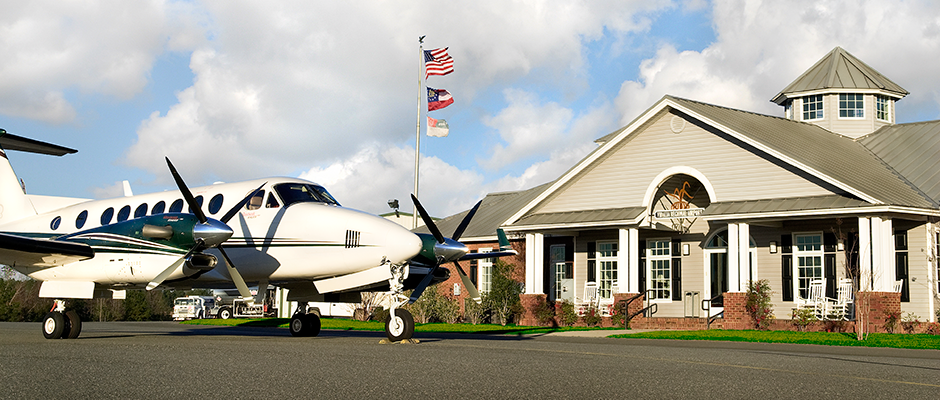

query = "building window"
876;95;891;121
794;233;823;299
597;242;618;299
479;248;493;293
802;95;824;120
647;239;671;300
839;93;864;118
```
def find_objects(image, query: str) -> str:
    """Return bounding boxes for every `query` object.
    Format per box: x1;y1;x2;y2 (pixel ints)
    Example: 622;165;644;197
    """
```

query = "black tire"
307;313;321;337
42;312;66;340
218;307;232;319
65;310;82;339
385;308;414;341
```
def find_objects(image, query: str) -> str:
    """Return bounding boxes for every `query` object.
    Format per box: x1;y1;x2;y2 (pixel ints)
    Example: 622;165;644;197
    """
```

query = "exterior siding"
899;221;932;319
537;111;837;214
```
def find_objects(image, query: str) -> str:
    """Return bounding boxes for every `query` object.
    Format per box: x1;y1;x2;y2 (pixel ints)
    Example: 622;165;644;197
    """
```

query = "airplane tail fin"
497;228;512;251
0;129;77;224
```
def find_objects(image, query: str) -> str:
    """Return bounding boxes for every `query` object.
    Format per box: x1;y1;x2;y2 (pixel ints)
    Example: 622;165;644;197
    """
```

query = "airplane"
0;129;515;341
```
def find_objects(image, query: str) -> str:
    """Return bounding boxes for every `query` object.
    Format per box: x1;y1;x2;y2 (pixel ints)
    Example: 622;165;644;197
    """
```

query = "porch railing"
701;294;724;329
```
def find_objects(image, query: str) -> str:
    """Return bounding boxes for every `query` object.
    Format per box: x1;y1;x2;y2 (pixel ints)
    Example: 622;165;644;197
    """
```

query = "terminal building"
424;47;940;326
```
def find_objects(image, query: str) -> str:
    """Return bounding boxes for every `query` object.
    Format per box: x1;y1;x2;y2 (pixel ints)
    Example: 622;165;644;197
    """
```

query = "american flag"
424;47;454;79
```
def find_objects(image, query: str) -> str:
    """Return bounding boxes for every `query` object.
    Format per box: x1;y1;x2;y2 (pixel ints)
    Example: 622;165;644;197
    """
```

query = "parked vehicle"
172;296;215;320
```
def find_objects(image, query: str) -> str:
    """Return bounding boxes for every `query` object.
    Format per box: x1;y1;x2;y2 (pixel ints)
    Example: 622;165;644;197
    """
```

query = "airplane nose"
193;219;234;247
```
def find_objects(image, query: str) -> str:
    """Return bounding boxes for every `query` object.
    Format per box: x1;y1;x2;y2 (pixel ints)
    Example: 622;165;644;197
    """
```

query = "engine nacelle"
186;253;218;270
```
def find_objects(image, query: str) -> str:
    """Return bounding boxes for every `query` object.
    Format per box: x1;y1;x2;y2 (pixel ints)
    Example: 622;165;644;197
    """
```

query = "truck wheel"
385;309;414;341
218;307;232;319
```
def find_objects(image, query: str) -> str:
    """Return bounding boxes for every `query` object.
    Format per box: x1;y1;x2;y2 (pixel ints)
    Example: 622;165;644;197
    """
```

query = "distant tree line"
0;278;205;322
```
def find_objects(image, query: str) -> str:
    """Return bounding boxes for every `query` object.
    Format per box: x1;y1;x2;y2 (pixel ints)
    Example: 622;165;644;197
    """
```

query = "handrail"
701;293;724;329
617;290;657;329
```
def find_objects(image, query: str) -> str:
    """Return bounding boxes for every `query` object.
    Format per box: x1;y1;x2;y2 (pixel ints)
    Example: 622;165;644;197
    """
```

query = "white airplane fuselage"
2;177;423;293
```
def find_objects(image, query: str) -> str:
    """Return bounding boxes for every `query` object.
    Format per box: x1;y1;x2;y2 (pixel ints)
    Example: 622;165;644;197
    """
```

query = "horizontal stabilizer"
0;129;77;156
458;250;517;261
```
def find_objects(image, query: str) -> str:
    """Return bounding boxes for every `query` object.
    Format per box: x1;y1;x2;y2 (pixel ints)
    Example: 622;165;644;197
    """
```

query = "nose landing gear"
42;300;82;339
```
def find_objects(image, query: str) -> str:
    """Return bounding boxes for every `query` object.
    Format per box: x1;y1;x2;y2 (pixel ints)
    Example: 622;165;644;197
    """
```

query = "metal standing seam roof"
412;182;551;240
512;206;647;227
859;120;940;203
667;96;936;209
701;194;873;218
771;47;909;104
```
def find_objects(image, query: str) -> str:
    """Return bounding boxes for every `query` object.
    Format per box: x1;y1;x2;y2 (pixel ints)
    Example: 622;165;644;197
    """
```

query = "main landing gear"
384;262;414;341
289;303;321;337
42;300;82;339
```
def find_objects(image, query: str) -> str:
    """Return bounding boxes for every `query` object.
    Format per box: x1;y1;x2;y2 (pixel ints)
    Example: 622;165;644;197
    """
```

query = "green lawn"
180;318;940;349
612;329;940;350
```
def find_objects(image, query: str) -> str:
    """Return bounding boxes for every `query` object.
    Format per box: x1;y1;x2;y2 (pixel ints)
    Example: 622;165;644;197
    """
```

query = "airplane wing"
0;232;94;267
458;250;518;261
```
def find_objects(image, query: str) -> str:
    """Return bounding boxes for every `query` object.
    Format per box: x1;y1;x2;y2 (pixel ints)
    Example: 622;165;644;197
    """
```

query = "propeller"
147;157;265;300
408;195;483;304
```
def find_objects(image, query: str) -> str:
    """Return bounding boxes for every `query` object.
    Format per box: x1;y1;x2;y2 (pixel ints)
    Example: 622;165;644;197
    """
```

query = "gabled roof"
859;119;940;203
413;182;551;240
502;95;936;228
771;47;908;104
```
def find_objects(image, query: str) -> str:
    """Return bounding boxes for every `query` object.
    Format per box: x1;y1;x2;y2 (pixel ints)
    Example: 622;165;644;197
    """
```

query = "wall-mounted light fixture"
769;241;778;254
682;243;690;256
837;239;845;251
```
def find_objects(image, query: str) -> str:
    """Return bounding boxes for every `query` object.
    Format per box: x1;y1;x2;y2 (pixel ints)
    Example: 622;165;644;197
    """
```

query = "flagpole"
413;36;424;229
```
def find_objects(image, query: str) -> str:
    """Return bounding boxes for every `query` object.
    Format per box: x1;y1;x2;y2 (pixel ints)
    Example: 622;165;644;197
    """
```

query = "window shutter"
469;250;478;286
824;254;836;298
895;231;909;302
587;242;596;283
781;234;793;301
638;240;647;294
672;239;682;301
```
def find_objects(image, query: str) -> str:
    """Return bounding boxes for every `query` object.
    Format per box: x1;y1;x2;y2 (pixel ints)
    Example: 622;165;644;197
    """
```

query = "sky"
1;0;940;218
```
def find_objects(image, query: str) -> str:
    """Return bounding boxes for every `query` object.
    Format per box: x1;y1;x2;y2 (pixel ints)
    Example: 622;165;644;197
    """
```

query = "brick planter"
519;293;547;326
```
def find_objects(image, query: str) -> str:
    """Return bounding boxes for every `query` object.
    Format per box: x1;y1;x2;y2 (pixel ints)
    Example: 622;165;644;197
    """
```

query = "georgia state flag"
427;87;454;111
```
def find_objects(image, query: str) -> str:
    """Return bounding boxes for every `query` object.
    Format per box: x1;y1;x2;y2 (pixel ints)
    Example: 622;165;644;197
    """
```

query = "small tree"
745;279;774;330
484;260;523;326
463;297;486;325
407;288;440;323
437;291;461;324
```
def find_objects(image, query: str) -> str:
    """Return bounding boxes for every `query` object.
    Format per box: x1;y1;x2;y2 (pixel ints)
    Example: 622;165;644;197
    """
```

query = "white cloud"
0;0;206;123
615;0;940;124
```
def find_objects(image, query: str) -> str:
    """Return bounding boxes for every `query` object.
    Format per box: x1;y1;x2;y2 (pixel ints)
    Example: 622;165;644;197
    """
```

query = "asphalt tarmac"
1;321;938;399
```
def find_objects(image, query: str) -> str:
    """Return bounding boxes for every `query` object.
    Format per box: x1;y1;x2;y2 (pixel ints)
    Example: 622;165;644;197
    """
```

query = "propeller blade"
411;194;444;244
218;246;253;301
166;157;207;224
146;247;197;290
452;261;482;304
451;199;482;242
220;182;266;224
408;264;439;304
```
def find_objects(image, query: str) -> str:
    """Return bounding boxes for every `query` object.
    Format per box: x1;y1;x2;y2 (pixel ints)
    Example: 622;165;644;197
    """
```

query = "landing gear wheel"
42;312;66;340
64;310;82;339
289;313;322;337
218;307;232;319
385;309;414;341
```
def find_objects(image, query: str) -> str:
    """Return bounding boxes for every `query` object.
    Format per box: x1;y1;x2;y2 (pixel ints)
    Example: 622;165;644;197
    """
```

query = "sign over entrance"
650;178;707;233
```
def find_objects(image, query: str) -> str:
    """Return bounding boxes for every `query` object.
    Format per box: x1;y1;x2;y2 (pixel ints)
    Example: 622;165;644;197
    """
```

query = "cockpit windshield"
273;183;341;208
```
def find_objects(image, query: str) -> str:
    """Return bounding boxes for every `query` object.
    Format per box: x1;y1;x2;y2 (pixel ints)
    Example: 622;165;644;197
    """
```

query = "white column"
727;223;741;292
737;222;750;290
928;223;936;322
628;227;640;293
871;217;894;291
858;217;873;291
525;233;544;294
617;229;629;294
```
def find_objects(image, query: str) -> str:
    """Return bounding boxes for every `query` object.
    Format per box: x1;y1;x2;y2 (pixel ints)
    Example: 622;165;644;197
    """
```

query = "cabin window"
266;193;280;208
876;95;891;121
117;205;131;222
101;208;114;225
134;203;148;218
50;216;62;231
802;94;823;120
247;190;265;210
188;196;204;214
794;233;823;299
169;199;184;213
839;93;864;118
208;194;224;215
75;210;88;229
152;201;166;215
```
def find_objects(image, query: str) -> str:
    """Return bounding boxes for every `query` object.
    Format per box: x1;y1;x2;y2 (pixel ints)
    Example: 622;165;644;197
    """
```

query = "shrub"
581;305;601;327
824;320;847;333
745;279;774;330
484;260;523;325
791;308;817;332
463;297;486;325
372;307;389;323
609;302;625;328
900;312;920;334
534;299;556;326
883;310;901;333
437;292;461;324
925;322;940;336
558;300;578;327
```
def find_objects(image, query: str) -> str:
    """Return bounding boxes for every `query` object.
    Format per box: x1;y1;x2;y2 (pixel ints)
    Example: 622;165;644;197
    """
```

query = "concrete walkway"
540;329;656;337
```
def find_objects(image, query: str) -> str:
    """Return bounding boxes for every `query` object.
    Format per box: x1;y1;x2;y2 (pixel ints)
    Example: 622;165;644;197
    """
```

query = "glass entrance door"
709;252;727;307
